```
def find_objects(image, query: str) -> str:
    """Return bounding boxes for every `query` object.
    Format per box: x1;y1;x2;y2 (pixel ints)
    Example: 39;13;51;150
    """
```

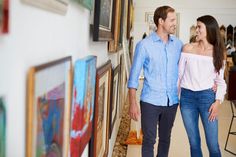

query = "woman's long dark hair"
197;15;225;73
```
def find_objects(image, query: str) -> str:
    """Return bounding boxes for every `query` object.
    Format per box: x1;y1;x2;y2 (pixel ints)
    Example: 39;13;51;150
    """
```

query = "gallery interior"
0;0;236;157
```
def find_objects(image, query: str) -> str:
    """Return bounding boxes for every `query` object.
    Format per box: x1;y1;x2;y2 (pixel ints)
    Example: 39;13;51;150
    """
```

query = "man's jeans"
180;88;221;157
140;101;178;157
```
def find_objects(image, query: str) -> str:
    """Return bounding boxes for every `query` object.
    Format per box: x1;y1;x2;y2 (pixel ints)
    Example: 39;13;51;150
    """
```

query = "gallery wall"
0;0;129;157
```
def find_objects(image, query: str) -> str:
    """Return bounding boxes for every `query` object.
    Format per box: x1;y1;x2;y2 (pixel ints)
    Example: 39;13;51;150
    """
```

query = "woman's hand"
208;100;220;122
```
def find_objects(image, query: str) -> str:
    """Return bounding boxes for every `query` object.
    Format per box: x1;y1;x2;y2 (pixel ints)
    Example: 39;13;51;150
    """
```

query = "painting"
77;0;93;10
90;60;112;157
22;0;69;15
93;0;114;41
119;54;126;117
26;56;72;157
108;0;121;52
126;0;134;39
0;97;6;157
70;56;97;157
0;0;9;34
109;64;120;138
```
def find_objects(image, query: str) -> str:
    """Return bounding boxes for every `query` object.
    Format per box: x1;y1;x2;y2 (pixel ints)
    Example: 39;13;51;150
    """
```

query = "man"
127;6;183;157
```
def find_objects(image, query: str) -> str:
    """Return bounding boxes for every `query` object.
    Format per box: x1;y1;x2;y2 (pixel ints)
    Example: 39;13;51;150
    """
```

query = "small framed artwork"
109;64;120;138
22;0;69;15
0;97;6;157
108;0;121;52
26;56;72;157
0;0;9;34
77;0;93;10
145;12;154;24
90;60;112;157
93;0;114;41
70;56;97;157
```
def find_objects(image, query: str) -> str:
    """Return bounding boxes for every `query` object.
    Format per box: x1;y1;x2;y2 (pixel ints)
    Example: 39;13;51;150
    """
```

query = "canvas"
0;97;6;157
26;56;72;157
70;56;97;157
90;60;112;157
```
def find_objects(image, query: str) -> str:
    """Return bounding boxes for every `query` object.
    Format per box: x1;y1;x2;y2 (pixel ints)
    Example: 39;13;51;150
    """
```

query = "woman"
178;15;226;157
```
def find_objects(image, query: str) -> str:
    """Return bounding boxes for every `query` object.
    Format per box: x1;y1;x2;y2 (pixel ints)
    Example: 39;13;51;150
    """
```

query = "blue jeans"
180;88;221;157
140;101;178;157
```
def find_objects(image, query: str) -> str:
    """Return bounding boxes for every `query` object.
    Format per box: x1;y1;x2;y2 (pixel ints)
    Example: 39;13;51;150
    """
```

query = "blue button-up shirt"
128;32;183;106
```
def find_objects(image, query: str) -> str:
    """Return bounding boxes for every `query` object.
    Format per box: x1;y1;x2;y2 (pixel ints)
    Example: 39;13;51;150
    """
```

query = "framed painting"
0;97;6;157
108;0;121;52
93;0;114;41
109;64;120;138
22;0;69;15
126;0;134;39
0;0;9;34
77;0;93;10
119;54;126;117
90;60;112;157
26;56;72;157
70;56;97;157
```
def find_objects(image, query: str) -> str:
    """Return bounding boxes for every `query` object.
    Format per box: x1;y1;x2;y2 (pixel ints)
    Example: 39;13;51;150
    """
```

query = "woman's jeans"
180;88;221;157
140;101;178;157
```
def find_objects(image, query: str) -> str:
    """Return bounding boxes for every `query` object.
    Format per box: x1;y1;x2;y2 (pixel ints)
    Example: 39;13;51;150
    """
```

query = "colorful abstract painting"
70;56;97;157
26;56;72;157
0;97;6;157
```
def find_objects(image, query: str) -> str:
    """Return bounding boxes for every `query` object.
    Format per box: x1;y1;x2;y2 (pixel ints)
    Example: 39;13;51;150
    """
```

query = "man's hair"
153;6;175;28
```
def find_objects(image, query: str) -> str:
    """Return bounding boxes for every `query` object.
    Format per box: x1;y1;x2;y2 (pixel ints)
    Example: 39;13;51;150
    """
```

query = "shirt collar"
151;32;174;42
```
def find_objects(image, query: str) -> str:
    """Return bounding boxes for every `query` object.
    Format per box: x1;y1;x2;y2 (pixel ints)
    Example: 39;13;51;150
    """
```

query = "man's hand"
208;100;220;122
129;102;140;121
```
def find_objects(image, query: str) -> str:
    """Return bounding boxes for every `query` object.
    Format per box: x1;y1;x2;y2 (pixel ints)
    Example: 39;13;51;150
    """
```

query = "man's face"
162;12;176;34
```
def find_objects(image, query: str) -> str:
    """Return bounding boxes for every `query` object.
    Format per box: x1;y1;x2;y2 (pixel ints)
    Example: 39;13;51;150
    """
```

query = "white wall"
133;0;236;47
0;0;122;157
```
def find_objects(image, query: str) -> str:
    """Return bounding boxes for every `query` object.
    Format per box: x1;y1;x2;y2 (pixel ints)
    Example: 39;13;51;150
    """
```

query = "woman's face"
195;21;207;41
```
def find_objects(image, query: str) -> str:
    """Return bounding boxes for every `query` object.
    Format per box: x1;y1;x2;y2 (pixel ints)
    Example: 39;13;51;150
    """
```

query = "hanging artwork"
93;0;114;41
0;0;9;34
0;97;6;157
70;56;97;157
109;64;120;138
22;0;69;15
220;25;226;44
227;25;233;46
126;0;134;39
26;56;72;157
108;0;121;52
77;0;93;10
90;60;112;157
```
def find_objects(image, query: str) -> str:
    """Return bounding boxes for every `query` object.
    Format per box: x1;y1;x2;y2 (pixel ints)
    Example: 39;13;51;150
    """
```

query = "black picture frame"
93;0;114;41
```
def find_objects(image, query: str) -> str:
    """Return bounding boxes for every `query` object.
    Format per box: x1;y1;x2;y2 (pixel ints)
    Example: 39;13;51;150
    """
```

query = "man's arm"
128;88;140;121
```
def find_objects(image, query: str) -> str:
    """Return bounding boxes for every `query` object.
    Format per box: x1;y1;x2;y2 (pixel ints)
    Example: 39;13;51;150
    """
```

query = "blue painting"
70;55;97;157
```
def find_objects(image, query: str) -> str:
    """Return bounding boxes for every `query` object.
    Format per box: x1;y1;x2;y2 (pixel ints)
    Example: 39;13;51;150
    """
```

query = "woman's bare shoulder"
182;43;197;53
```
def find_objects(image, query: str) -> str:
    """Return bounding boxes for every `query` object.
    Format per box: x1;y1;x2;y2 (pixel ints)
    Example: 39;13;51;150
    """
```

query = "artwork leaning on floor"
0;97;6;157
0;0;9;34
26;56;72;157
90;60;112;157
70;56;97;157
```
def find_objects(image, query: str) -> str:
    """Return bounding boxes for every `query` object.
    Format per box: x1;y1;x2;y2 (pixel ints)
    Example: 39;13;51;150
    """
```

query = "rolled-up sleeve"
127;41;147;89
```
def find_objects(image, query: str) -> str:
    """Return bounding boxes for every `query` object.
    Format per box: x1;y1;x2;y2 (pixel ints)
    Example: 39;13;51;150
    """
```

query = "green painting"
0;97;6;157
77;0;93;10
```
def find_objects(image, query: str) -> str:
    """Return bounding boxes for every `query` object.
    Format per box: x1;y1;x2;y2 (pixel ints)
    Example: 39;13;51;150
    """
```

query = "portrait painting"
90;60;112;157
70;56;97;157
26;56;72;157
